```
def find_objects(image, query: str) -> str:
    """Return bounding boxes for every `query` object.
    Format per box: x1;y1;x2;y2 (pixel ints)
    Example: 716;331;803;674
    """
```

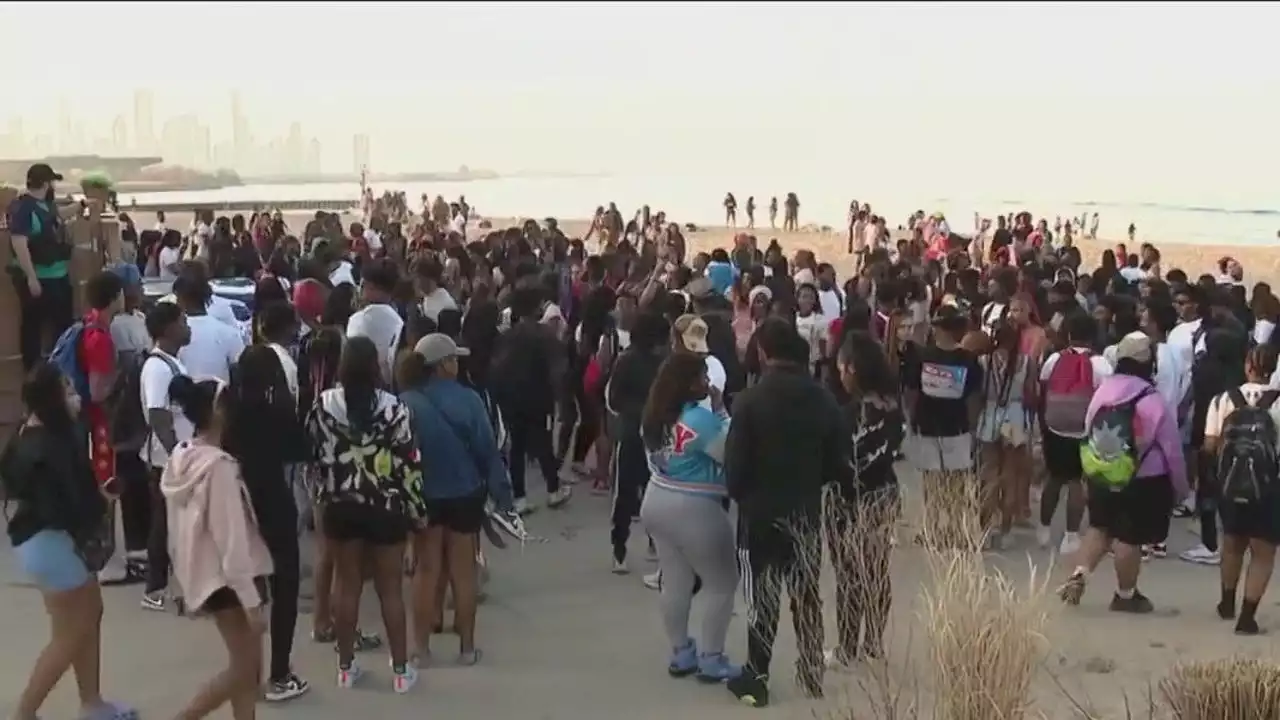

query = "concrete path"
1;460;1274;719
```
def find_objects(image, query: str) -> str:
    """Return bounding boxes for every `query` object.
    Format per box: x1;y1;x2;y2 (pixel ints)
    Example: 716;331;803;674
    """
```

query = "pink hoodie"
161;439;274;612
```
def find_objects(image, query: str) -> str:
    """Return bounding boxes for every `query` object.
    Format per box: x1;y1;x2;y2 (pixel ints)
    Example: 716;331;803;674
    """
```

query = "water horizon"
125;173;1280;248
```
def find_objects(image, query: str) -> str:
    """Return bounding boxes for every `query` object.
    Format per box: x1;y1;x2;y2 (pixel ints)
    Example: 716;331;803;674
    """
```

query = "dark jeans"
12;273;75;372
145;466;170;594
506;411;560;498
741;518;823;684
117;453;151;554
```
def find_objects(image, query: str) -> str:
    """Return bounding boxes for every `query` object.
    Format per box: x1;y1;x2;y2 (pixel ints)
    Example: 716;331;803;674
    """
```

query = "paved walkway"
1;460;1273;719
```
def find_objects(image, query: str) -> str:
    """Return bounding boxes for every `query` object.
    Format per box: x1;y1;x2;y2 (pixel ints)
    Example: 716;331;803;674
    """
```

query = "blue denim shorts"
15;530;92;592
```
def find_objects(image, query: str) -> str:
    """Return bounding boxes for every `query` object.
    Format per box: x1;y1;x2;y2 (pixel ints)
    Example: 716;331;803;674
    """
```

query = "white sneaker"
612;558;630;575
643;571;662;591
1036;526;1052;549
337;662;362;689
1179;544;1221;566
547;487;572;509
1059;532;1081;556
393;664;418;694
514;497;535;516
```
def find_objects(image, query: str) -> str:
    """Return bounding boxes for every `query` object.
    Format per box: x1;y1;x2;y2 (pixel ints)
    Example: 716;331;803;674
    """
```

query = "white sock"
1116;588;1135;599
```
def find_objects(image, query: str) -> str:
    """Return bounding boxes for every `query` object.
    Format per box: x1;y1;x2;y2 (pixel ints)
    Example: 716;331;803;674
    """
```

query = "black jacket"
606;347;667;443
1;424;106;547
726;363;847;525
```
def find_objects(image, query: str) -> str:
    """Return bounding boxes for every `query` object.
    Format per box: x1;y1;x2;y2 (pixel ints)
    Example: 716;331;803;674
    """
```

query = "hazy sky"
7;2;1277;204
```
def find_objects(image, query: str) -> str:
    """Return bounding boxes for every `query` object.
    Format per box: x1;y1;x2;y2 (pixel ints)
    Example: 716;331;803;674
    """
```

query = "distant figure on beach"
768;197;778;229
1128;222;1136;242
723;193;737;227
431;195;450;227
745;196;756;229
1090;213;1100;240
783;193;800;231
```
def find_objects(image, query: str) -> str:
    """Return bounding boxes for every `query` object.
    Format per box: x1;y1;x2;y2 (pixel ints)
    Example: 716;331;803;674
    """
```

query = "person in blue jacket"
639;351;739;683
704;248;739;297
398;333;506;667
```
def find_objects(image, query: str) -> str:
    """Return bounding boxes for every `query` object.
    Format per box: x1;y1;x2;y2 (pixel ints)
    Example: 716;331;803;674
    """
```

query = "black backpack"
108;351;181;453
1217;387;1280;506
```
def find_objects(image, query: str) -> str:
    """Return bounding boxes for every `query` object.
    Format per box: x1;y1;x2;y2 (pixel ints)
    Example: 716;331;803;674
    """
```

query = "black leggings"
556;375;599;466
507;412;560;498
12;273;74;372
1196;449;1220;552
264;528;301;682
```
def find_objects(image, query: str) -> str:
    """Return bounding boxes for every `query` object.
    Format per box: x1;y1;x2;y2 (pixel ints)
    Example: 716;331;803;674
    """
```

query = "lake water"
126;173;1280;247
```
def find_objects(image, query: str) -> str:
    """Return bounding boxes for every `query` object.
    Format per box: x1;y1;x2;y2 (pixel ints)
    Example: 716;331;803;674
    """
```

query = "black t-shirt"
991;228;1012;255
905;344;983;438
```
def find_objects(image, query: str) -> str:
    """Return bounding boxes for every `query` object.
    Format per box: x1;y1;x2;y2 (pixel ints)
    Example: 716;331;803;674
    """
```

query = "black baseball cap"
25;163;63;188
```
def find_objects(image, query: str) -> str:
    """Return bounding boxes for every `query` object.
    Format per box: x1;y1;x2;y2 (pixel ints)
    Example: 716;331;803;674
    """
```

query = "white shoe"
612;558;630;575
1179;544;1221;566
643;571;662;591
1059;532;1081;556
336;662;362;689
1036;526;1052;549
514;497;536;516
547;487;572;509
393;664;418;694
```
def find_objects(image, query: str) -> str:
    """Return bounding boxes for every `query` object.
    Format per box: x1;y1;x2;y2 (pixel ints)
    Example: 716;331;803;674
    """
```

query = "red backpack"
1044;348;1095;436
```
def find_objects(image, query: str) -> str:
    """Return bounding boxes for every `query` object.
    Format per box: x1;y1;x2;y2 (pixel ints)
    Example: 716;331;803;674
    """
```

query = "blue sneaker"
668;639;698;677
696;652;741;683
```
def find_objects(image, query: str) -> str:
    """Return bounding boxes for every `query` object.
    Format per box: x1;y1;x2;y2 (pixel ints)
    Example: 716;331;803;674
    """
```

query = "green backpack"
1080;387;1156;490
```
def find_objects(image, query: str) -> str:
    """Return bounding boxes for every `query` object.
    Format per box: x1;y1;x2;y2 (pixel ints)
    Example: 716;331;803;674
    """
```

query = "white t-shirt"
269;342;299;400
208;294;240;331
1254;319;1275;346
139;349;193;467
363;229;383;252
420;287;459;323
346;303;404;383
1039;347;1114;388
818;289;843;322
1167;318;1206;366
449;214;467;235
329;261;356;287
179;314;246;383
1205;383;1280;443
158;246;181;280
794;312;827;364
1118;267;1146;283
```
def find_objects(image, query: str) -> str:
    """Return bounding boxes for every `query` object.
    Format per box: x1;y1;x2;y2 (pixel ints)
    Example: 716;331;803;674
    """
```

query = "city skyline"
1;90;358;178
2;2;1277;207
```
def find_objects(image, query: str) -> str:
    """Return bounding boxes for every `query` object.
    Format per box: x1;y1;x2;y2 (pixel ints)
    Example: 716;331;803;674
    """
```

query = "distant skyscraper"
230;91;251;169
306;138;323;175
352;133;370;174
111;115;129;152
133;89;155;154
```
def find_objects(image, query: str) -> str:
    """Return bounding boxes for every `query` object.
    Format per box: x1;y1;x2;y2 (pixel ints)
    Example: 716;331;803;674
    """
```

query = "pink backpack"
1044;349;1095;436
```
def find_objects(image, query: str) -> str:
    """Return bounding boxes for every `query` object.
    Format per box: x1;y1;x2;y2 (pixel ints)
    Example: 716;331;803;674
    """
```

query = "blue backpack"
49;321;91;402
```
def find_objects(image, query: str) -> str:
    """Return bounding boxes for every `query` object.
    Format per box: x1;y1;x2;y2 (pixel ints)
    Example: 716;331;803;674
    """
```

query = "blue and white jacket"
645;402;730;498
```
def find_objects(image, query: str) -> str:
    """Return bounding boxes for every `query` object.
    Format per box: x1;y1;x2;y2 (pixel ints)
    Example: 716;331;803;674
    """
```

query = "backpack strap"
1257;390;1280;411
1227;386;1249;410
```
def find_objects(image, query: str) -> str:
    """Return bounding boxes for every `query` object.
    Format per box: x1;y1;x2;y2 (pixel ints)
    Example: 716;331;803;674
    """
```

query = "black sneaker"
1235;617;1264;636
1109;591;1155;614
264;673;310;702
727;671;770;708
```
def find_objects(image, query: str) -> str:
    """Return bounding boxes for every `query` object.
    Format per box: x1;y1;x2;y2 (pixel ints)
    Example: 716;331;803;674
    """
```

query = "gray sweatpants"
640;483;738;656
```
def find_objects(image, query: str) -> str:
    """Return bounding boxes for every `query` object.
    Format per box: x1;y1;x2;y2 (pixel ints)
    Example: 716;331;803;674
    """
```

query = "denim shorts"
15;530;92;592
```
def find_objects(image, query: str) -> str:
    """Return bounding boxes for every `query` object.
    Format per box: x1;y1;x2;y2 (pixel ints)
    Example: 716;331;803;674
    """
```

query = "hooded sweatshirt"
1085;374;1189;501
161;439;274;611
305;387;427;522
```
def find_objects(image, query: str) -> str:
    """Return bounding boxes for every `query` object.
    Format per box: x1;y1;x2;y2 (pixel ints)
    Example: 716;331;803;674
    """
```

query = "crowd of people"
5;159;1280;718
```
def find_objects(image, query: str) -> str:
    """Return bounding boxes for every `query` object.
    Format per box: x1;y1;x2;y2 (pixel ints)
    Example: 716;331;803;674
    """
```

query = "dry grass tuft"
918;469;1053;720
1159;657;1280;720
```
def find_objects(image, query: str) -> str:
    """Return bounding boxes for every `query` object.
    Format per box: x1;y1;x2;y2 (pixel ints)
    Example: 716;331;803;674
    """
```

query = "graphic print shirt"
905;344;984;438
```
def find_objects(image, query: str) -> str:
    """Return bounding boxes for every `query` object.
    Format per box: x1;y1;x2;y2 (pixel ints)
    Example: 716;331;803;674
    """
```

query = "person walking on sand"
783;193;800;232
745;196;756;229
723;193;737;227
768;196;778;229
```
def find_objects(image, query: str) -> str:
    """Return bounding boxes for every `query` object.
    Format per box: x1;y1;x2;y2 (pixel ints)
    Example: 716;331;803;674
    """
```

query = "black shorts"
200;576;272;614
1219;496;1280;545
322;502;411;546
1043;430;1083;481
1087;474;1174;547
424;494;486;534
